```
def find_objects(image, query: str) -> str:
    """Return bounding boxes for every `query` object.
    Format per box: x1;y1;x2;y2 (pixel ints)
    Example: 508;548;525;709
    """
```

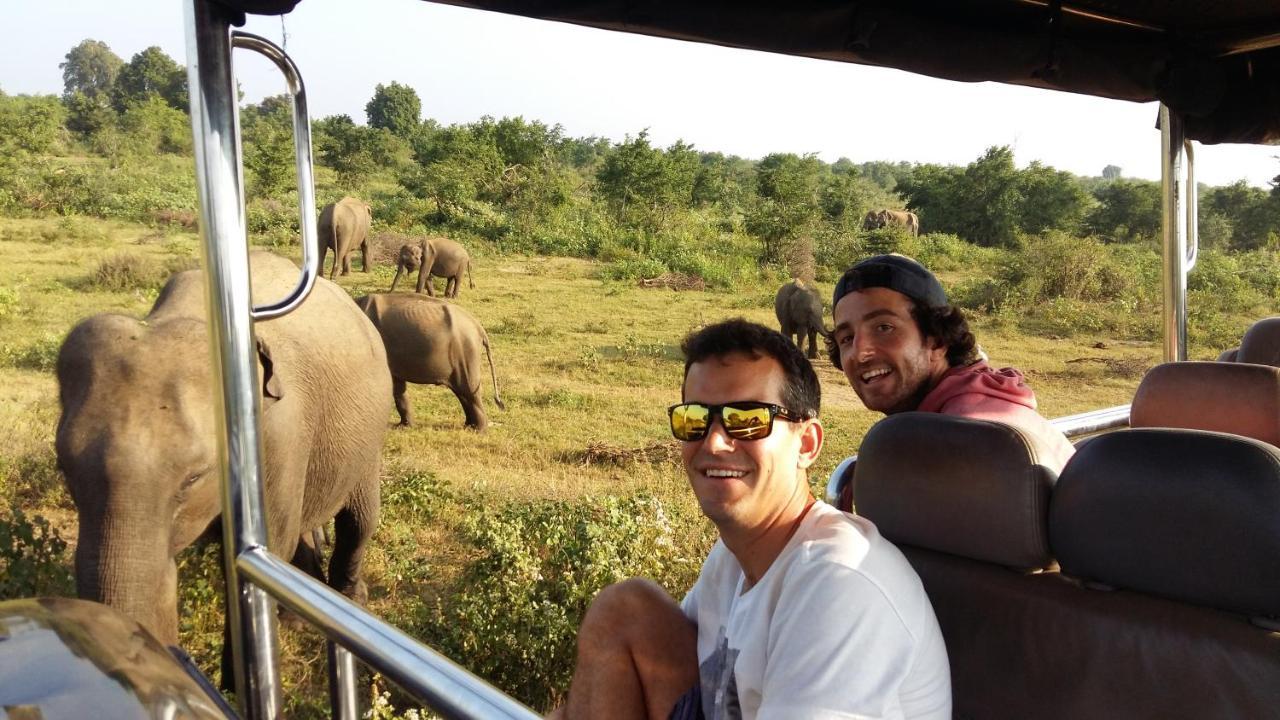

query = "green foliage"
112;46;187;113
1085;178;1161;241
0;94;67;155
60;39;122;103
0;508;74;599
366;82;422;138
118;95;192;155
0;334;62;372
747;152;822;264
424;494;709;711
242;95;296;198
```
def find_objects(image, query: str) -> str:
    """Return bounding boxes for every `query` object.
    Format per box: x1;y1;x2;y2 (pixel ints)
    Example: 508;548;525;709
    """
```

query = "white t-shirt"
681;502;951;720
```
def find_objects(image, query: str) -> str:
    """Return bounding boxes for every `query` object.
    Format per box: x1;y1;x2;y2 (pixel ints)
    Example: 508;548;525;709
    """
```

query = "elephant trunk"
75;511;180;644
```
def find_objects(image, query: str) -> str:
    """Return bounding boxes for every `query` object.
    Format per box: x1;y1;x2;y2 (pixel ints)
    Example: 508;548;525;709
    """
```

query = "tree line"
4;39;1280;268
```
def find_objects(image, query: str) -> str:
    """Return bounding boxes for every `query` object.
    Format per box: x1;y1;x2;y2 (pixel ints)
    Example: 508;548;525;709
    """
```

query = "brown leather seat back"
854;415;1280;719
1051;428;1280;619
1239;316;1280;366
1131;361;1280;447
853;412;1057;571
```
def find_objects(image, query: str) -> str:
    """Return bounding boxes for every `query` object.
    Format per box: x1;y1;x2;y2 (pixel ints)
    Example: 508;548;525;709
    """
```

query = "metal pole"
1159;104;1189;362
184;0;282;716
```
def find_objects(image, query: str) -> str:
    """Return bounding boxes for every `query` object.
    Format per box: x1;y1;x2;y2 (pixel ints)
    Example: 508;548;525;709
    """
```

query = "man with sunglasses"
828;254;1075;506
552;319;950;720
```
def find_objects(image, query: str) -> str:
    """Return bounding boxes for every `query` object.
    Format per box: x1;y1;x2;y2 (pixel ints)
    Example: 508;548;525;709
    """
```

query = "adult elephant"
862;208;920;236
356;293;503;430
413;237;474;298
56;250;393;656
318;196;373;279
775;279;831;359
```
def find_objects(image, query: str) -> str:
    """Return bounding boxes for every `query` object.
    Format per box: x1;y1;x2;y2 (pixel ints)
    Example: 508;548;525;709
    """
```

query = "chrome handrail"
1184;139;1198;273
238;549;539;720
1160;105;1191;362
825;405;1132;505
230;31;320;321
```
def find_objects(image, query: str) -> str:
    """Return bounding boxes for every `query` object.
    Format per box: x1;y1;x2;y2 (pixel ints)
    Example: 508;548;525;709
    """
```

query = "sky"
5;0;1278;189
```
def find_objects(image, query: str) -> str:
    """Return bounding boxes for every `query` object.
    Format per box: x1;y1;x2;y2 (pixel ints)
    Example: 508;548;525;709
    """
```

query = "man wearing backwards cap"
828;254;1075;483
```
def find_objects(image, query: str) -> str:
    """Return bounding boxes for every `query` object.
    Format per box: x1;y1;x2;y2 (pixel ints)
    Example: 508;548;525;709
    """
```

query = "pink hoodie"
918;361;1076;473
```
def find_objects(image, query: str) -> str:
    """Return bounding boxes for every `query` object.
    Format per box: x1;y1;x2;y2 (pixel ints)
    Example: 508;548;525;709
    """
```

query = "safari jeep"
3;1;1277;718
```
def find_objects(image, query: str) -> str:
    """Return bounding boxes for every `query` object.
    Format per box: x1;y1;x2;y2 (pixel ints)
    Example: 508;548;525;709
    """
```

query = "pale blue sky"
6;0;1277;188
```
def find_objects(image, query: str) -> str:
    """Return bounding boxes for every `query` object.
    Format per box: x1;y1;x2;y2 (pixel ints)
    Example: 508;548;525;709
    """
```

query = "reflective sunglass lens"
671;404;710;440
722;405;772;440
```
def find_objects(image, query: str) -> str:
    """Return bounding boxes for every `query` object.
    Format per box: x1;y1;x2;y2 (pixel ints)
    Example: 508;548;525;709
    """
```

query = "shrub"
0;334;63;372
86;252;162;291
423;494;709;711
0;508;74;600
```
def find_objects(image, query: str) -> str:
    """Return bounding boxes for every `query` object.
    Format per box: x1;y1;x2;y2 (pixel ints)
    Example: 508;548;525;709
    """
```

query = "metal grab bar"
1048;404;1131;437
238;548;540;720
1184;139;1198;272
824;405;1132;505
230;31;320;321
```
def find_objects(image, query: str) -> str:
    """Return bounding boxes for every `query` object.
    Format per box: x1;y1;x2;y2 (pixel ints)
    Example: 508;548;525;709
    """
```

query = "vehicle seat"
853;414;1280;719
1130;361;1280;447
1238;316;1280;366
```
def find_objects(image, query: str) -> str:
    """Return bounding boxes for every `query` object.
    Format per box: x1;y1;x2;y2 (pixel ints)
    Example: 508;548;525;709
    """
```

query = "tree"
60;39;122;102
241;94;295;197
1018;162;1090;235
747;152;822;265
1102;165;1123;180
365;82;422;139
0;94;67;155
594;130;685;229
113;47;187;112
1085;179;1161;241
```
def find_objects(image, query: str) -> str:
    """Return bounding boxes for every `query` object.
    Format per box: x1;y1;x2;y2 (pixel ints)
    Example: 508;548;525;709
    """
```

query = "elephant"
318;196;373;279
55;250;393;667
412;237;474;298
389;243;424;292
862;208;920;236
775;279;831;359
355;293;504;430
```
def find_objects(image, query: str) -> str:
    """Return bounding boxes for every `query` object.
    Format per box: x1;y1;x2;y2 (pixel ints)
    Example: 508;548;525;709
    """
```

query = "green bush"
85;252;163;291
0;334;63;372
0;508;75;599
423;494;709;711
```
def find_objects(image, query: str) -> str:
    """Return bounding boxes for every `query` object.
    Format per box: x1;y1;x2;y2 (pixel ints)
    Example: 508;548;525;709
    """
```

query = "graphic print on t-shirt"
699;625;741;720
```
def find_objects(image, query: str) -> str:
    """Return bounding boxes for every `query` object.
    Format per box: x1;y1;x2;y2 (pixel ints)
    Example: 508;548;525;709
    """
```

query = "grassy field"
0;214;1176;714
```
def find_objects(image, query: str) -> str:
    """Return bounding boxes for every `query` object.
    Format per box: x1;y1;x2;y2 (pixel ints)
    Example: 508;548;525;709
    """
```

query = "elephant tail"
482;330;505;410
468;259;475;289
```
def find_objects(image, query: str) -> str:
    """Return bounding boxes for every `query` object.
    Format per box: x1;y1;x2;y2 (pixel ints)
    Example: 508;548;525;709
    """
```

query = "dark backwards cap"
833;254;948;310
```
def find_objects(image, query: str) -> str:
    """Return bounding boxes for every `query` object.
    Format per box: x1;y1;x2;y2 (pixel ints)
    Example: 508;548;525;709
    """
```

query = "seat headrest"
1131;361;1280;447
1051;428;1280;618
1239;317;1280;366
853;412;1057;570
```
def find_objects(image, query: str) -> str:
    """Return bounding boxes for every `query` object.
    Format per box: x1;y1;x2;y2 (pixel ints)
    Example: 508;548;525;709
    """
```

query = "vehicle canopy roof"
217;0;1280;145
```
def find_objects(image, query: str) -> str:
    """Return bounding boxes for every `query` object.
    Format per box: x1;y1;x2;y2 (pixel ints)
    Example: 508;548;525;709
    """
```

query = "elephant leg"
452;381;488;431
340;252;351;276
424;276;436;297
390;265;404;292
447;277;458;298
361;241;370;273
328;480;379;605
393;378;412;427
806;329;819;359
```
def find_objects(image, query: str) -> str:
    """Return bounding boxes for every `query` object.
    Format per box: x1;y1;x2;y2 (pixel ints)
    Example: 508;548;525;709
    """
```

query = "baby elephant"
356;293;504;430
389;243;423;292
775;279;832;359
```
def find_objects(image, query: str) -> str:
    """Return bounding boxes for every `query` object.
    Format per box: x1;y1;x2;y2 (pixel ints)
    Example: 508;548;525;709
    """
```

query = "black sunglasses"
668;401;804;442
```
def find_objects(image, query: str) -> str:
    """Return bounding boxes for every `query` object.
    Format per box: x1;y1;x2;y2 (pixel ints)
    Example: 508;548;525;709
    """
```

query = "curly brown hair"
827;302;978;370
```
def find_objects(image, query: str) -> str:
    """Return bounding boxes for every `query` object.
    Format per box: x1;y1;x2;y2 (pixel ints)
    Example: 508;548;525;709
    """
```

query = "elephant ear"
256;337;284;405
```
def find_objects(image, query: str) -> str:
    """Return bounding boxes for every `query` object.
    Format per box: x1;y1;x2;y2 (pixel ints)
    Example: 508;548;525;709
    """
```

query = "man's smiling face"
832;287;949;414
680;352;816;530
